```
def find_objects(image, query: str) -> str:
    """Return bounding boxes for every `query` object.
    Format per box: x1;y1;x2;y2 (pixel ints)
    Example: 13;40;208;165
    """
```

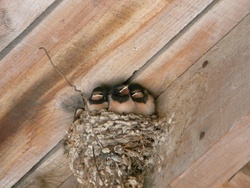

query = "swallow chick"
129;83;155;116
108;84;135;114
86;86;109;111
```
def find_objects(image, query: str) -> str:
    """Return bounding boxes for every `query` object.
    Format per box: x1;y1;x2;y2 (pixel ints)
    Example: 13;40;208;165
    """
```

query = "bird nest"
64;109;166;188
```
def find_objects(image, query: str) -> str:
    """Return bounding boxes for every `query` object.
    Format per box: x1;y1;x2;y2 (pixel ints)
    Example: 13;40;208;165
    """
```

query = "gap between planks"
155;10;250;100
155;13;250;188
2;0;218;186
12;1;222;185
12;140;64;188
0;0;63;61
125;0;220;94
128;3;250;100
12;1;250;187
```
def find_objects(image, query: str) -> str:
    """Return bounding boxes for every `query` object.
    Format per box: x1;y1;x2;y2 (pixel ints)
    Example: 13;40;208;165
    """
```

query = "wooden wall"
0;0;250;187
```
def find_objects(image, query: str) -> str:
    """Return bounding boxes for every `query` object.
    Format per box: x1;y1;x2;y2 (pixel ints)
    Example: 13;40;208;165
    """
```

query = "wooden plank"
152;13;250;188
0;0;56;52
13;143;73;188
226;162;250;188
170;115;250;188
13;143;89;188
58;175;86;188
13;142;94;188
9;0;250;187
0;0;215;187
131;0;250;97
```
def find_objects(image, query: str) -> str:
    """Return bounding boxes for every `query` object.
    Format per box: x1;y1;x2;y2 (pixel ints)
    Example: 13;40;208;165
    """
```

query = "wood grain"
13;143;73;188
0;0;215;187
152;14;250;188
58;175;86;188
226;162;250;188
0;0;56;51
131;0;250;97
9;0;250;187
171;115;250;188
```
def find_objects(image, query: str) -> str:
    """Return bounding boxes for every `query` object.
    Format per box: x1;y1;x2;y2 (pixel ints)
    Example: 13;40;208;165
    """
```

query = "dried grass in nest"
64;109;166;188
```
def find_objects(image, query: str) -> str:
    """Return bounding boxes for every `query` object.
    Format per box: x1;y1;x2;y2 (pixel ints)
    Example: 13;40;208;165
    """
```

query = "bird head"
129;83;148;103
89;86;108;104
110;84;130;103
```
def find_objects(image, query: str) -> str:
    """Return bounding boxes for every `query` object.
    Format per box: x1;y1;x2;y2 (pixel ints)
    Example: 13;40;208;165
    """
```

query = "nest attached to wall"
64;109;166;188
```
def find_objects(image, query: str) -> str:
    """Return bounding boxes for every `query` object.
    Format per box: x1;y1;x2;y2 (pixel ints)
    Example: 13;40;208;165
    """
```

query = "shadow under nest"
64;109;167;188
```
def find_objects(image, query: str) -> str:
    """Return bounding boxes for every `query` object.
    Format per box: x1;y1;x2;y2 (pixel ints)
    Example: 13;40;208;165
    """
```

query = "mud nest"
64;109;166;188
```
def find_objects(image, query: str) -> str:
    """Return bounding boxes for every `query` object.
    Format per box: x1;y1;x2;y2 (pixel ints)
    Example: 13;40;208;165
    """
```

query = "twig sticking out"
39;47;83;95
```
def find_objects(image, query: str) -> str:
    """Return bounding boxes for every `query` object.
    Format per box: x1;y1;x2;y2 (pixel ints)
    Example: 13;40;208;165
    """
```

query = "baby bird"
86;86;109;111
129;83;155;116
109;84;135;114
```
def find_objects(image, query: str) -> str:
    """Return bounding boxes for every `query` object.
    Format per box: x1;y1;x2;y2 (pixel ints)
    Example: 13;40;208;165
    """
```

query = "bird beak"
119;85;129;95
132;92;144;98
91;94;103;100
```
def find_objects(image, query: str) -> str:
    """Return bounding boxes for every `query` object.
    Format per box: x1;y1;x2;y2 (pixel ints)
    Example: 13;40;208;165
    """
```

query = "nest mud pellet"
64;109;166;188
